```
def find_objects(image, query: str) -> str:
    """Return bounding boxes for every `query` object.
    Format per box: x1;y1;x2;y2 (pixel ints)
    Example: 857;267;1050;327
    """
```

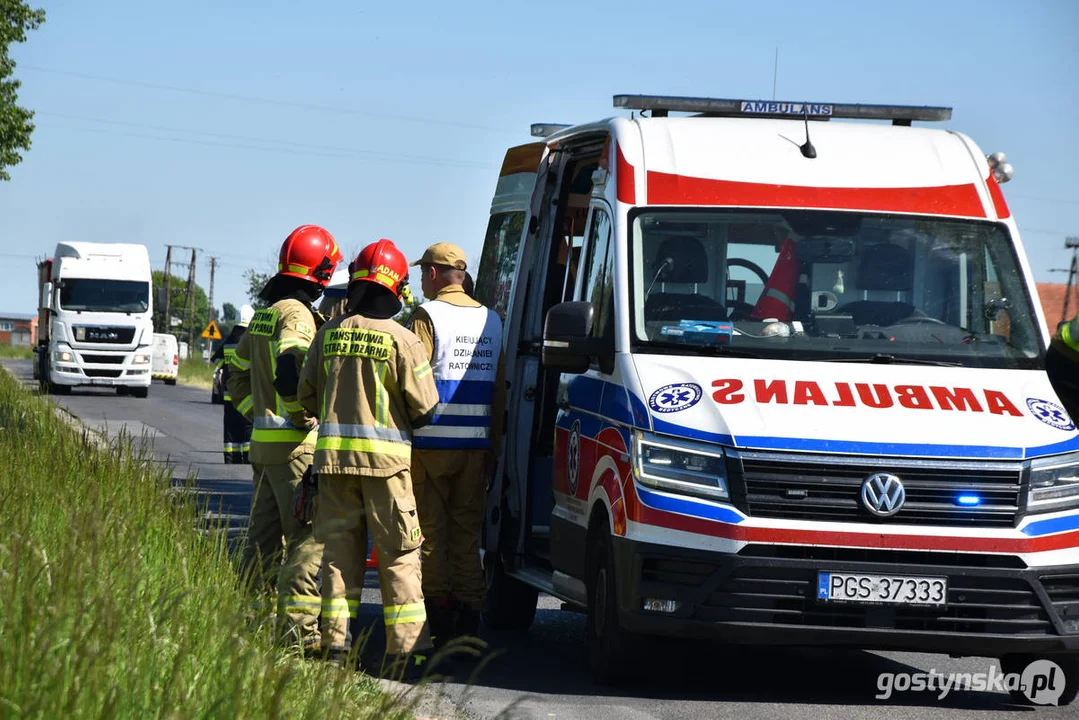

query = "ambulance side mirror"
542;301;595;375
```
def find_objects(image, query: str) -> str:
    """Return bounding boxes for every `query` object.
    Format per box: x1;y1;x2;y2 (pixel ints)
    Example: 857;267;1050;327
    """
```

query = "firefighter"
408;243;505;647
297;238;439;679
212;304;255;463
1046;315;1079;423
227;224;343;653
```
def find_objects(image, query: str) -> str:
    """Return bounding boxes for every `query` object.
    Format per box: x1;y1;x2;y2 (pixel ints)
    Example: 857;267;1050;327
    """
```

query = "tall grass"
177;357;214;390
0;368;416;719
0;344;33;360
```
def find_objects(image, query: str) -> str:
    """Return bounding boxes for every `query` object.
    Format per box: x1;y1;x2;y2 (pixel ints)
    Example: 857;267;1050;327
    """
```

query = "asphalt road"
4;358;1073;720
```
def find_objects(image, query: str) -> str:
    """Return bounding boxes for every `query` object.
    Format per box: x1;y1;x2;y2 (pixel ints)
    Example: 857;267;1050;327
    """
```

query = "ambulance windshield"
630;209;1042;369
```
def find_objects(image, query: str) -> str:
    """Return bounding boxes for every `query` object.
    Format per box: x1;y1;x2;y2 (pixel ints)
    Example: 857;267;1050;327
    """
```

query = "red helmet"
349;239;409;297
277;225;343;287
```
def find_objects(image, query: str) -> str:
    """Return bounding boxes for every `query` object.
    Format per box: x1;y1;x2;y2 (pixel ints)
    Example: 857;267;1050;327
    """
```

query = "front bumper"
614;537;1079;657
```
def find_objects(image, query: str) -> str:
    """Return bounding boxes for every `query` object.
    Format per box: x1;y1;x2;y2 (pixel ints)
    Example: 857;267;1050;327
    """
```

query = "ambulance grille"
1042;574;1079;632
696;566;1053;635
737;452;1022;528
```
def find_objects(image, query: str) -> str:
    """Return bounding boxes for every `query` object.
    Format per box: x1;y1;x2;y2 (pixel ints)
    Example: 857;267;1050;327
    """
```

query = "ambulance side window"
580;208;615;369
475;211;525;320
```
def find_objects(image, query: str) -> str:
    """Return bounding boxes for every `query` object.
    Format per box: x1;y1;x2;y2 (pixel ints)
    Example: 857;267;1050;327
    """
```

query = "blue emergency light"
956;494;982;507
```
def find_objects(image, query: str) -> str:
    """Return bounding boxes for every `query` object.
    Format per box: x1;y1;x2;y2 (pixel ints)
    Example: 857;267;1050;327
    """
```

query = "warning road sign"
200;320;223;341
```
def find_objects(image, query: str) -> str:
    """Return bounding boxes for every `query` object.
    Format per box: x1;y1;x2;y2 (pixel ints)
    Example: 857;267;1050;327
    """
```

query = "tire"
586;526;641;686
132;386;149;399
165;378;177;386
482;554;539;632
1001;653;1078;706
48;382;72;396
211;391;224;405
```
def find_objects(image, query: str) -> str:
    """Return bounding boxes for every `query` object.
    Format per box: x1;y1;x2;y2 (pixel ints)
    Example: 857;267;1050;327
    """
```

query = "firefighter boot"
425;596;457;651
380;651;433;683
455;605;481;639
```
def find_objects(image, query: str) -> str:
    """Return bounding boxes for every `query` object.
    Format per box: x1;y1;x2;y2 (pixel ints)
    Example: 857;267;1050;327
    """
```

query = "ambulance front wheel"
587;527;642;686
482;554;538;632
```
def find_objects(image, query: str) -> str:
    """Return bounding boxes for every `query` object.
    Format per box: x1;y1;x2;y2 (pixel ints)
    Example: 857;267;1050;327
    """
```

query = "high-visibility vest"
413;300;503;450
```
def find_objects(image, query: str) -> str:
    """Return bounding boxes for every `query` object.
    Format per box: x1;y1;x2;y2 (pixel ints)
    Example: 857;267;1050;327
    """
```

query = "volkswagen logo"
861;473;906;517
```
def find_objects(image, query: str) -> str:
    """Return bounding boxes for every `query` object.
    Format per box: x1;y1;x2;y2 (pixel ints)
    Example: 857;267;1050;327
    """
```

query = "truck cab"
477;95;1079;702
37;242;155;398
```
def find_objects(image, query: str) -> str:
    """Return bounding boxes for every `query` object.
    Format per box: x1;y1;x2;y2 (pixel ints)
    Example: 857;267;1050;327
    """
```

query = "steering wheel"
892;314;948;326
726;258;771;319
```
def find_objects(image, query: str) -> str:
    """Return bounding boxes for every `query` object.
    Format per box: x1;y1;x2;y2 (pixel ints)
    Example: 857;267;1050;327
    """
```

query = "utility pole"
207;256;218;356
162;246;173;332
182;248;198;352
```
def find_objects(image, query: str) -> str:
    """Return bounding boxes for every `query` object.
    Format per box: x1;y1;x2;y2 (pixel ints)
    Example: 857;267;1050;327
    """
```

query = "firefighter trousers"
223;401;252;464
412;448;488;610
241;453;323;648
315;469;431;657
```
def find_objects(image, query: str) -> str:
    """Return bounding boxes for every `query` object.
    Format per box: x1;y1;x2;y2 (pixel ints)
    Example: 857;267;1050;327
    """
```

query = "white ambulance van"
475;95;1079;702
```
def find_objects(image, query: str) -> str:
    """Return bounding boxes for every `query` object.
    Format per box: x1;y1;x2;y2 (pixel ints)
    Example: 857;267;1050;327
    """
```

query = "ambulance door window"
476;211;526;320
580;207;614;361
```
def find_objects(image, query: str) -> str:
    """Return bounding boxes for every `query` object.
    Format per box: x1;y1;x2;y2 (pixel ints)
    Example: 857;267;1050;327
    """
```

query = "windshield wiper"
640;340;762;359
826;353;963;367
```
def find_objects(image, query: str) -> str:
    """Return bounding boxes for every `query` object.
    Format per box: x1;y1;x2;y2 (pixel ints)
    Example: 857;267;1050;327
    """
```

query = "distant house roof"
0;313;37;322
1036;283;1078;329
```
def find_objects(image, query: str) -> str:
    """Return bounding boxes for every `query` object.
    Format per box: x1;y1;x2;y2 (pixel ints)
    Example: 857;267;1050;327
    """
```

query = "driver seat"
835;242;915;326
645;236;726;322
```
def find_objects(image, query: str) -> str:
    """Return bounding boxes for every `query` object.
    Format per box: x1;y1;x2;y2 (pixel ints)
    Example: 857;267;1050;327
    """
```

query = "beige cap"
410;242;467;270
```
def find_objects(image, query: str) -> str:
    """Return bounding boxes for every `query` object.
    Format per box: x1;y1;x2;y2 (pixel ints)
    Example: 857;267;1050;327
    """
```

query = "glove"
294;465;319;524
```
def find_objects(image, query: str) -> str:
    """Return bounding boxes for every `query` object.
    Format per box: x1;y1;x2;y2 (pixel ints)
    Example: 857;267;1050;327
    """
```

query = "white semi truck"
35;242;155;398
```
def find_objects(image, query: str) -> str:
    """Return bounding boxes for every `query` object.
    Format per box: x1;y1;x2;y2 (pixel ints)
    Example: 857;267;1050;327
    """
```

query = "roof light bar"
531;123;572;138
613;94;952;122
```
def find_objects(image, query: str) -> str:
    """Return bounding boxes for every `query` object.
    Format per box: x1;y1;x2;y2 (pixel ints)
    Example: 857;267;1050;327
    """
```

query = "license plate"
817;571;948;606
89;378;116;386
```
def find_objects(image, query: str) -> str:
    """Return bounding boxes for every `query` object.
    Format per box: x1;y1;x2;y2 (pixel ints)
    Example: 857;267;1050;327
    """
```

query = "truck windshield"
58;279;150;313
630;209;1043;369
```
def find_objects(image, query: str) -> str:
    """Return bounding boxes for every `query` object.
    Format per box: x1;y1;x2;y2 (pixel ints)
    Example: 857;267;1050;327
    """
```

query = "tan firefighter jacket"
297;312;439;477
228;297;321;465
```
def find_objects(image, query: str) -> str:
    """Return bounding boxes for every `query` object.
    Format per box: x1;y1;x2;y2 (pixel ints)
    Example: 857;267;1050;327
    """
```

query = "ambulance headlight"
1028;454;1079;513
633;432;729;501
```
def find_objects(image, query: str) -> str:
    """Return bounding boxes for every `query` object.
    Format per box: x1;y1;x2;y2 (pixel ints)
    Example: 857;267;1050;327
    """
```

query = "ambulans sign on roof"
613;94;953;122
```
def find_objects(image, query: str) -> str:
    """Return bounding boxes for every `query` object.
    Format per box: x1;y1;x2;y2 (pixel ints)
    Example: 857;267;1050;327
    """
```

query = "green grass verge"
0;344;33;360
0;368;415;718
177;357;214;390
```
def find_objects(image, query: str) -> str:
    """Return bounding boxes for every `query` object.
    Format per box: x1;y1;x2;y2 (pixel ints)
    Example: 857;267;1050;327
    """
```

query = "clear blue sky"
2;0;1077;317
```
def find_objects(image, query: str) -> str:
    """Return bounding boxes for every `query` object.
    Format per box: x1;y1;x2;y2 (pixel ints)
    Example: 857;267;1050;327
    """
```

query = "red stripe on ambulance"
711;379;1023;416
644;172;988;218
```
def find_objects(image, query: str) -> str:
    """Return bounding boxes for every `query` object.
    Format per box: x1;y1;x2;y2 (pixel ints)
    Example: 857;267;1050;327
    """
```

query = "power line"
36;121;499;170
24;65;512;133
37;111;498;168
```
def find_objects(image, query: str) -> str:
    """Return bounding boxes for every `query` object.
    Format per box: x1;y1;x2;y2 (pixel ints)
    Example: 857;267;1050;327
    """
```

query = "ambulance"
474;94;1079;703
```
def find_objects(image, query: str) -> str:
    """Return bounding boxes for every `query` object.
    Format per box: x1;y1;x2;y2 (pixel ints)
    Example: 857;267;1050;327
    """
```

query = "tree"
393;288;423;326
1;2;46;181
222;302;238;322
152;270;210;343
